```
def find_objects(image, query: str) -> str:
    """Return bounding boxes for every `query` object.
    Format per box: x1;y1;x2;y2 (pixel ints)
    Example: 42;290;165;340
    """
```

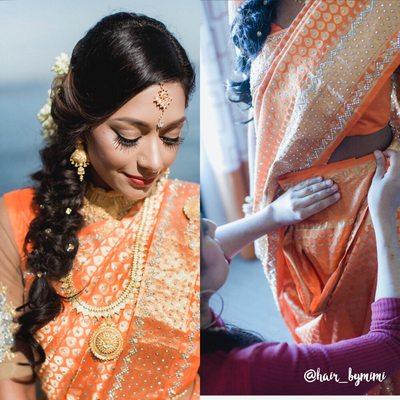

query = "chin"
123;182;156;200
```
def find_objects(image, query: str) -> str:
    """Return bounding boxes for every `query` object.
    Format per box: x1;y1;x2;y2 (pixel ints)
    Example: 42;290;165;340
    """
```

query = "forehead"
110;82;186;122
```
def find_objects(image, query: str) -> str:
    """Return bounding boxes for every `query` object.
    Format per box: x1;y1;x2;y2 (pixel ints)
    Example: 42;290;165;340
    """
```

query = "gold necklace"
81;182;142;223
61;179;165;361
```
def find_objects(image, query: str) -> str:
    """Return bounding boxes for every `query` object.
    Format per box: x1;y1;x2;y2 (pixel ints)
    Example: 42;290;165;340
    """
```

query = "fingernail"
326;179;333;185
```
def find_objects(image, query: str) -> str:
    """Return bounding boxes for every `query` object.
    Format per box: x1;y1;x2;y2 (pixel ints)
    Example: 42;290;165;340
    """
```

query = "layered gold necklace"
81;182;142;223
61;179;164;361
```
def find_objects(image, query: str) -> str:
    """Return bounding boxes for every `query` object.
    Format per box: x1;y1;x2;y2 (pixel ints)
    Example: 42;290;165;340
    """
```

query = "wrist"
266;202;285;230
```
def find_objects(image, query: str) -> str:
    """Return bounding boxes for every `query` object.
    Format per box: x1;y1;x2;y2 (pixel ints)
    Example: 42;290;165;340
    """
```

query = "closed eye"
113;130;140;150
161;136;185;147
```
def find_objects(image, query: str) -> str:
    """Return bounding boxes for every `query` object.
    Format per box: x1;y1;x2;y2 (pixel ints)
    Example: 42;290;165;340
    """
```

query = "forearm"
215;204;279;259
373;214;400;300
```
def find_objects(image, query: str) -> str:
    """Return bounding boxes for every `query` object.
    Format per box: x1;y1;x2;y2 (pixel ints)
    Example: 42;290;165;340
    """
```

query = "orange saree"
248;0;400;395
0;178;199;399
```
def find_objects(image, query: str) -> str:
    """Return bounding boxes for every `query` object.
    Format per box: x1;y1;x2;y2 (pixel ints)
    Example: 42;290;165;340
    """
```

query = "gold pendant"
89;321;123;361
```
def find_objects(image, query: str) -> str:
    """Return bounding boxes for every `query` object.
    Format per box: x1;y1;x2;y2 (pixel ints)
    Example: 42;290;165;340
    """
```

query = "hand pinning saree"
248;0;400;394
0;178;199;399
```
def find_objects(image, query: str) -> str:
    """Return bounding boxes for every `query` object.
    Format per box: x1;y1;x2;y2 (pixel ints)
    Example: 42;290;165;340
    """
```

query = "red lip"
123;173;157;187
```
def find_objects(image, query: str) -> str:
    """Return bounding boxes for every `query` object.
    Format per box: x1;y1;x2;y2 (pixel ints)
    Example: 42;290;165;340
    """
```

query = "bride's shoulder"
166;179;199;197
2;186;35;208
0;187;35;251
164;179;199;221
1;186;36;221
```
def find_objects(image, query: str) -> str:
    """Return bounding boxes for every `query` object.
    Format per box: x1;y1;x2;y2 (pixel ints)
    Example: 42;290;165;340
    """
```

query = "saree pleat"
250;0;400;394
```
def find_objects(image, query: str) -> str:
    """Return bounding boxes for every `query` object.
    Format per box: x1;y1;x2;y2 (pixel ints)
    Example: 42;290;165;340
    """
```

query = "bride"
0;12;199;400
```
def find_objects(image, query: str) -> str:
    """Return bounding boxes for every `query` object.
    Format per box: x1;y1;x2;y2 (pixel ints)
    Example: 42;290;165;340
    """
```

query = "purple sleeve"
226;298;400;395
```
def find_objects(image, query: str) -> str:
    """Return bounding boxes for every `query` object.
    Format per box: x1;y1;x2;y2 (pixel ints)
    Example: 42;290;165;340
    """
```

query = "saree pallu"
249;0;400;394
2;179;199;400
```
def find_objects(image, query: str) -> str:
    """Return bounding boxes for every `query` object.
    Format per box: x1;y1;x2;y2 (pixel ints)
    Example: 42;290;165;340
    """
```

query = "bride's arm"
0;198;35;399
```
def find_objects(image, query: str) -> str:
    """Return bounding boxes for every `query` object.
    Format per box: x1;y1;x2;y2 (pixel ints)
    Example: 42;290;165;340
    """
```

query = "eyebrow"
111;116;186;131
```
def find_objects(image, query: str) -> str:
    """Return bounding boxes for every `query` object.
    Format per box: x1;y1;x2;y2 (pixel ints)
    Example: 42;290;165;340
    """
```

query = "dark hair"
15;11;195;371
201;325;264;354
228;0;279;106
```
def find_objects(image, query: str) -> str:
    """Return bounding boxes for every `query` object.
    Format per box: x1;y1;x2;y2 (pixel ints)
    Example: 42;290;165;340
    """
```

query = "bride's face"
86;82;186;200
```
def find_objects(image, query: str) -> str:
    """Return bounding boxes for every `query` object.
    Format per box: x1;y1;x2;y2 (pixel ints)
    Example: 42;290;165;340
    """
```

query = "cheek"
161;145;180;167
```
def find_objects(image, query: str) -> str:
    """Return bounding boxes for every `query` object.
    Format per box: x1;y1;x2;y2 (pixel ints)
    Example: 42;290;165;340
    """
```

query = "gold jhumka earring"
153;82;173;129
70;140;90;182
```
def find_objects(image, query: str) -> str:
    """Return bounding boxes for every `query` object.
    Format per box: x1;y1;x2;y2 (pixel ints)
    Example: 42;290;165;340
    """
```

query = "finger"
294;178;334;198
297;183;339;207
383;149;400;178
301;192;341;219
373;150;386;180
292;176;323;191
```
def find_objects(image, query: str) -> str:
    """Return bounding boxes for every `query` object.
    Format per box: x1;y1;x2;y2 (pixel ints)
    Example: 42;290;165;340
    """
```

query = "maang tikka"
70;140;90;181
153;83;173;129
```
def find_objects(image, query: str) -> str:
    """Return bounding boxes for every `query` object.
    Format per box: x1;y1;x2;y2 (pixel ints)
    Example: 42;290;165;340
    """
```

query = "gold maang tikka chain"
61;179;165;361
153;83;173;129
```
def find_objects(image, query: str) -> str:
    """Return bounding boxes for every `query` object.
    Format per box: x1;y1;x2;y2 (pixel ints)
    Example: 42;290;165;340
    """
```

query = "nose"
137;135;164;174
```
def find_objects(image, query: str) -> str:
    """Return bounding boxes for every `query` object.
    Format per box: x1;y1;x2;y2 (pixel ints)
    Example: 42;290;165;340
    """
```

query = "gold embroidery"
108;181;200;399
184;195;200;253
183;196;199;222
61;179;165;361
35;180;198;399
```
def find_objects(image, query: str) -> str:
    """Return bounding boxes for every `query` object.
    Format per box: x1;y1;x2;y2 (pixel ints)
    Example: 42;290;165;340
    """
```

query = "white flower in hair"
37;52;70;141
51;52;70;76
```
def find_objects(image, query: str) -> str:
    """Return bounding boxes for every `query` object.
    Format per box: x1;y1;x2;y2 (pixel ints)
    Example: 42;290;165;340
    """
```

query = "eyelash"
113;131;185;150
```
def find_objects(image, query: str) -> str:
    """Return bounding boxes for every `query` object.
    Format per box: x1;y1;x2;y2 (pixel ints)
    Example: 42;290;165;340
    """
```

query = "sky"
0;0;199;86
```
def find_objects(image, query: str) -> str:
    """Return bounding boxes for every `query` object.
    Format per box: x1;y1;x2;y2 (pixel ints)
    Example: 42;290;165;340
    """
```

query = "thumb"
373;150;385;180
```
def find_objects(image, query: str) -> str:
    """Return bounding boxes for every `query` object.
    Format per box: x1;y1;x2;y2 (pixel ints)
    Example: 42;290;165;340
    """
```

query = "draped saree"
0;179;199;399
246;0;400;394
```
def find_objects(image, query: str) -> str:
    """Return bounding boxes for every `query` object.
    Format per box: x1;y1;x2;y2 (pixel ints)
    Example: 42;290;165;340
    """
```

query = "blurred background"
201;1;292;343
0;0;199;195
